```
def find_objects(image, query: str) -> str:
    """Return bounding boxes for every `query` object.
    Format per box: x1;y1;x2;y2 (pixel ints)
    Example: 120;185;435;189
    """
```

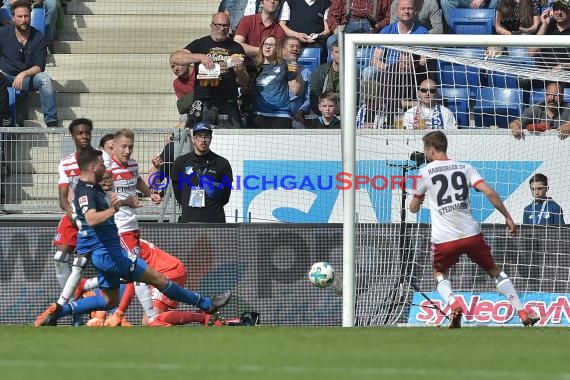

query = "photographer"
171;122;233;223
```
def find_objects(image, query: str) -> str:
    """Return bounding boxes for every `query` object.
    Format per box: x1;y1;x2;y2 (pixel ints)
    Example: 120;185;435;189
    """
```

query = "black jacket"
171;150;233;223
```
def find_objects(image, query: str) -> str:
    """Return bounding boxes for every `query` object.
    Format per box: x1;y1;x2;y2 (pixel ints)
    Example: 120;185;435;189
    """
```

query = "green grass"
0;326;568;380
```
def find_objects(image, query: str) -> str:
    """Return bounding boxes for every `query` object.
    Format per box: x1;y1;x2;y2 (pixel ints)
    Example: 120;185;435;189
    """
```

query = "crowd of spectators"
164;0;569;131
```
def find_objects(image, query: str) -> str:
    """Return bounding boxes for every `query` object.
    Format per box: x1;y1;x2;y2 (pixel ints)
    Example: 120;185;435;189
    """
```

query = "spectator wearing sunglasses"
0;0;57;127
403;78;457;129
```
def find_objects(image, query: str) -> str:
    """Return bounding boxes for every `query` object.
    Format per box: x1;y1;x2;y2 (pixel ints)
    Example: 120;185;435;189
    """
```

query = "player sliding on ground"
409;131;540;328
34;149;231;326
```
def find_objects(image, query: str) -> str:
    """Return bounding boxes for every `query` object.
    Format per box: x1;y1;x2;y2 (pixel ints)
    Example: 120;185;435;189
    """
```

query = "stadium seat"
0;7;10;24
529;90;544;105
437;48;485;97
31;7;45;35
565;87;570;103
8;87;18;127
439;86;470;128
473;87;522;128
448;8;495;35
298;47;321;73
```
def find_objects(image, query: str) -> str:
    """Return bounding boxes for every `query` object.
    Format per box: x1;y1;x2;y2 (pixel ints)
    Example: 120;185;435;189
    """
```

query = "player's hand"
151;155;163;169
110;192;122;212
506;217;517;237
121;195;141;209
149;193;162;205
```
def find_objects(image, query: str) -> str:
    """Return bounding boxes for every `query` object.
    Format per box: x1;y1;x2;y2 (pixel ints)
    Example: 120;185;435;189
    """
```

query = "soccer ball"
308;262;335;288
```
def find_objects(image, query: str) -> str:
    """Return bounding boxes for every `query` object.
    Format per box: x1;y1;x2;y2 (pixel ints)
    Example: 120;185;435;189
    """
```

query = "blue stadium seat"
439;86;470;128
298;47;321;73
31;7;45;35
8;87;18;127
437;48;485;97
448;8;495;35
473;87;522;128
488;71;520;88
0;7;10;24
565;87;570;103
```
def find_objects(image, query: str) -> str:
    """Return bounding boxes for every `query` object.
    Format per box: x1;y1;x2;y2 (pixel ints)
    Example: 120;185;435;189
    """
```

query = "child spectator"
523;173;565;225
306;91;340;128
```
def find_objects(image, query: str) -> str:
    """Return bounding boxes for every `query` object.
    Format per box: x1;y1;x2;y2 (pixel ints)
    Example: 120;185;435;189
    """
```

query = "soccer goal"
340;33;570;327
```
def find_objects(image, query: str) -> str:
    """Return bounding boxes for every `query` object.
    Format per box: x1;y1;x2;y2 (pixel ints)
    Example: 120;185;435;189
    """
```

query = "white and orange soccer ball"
308;262;335;288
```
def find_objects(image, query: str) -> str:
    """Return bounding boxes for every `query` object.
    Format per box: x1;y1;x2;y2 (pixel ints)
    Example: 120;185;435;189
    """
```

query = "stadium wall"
1;222;569;326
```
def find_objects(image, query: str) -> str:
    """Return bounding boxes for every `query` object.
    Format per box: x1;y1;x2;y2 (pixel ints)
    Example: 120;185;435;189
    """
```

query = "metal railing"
0;127;188;221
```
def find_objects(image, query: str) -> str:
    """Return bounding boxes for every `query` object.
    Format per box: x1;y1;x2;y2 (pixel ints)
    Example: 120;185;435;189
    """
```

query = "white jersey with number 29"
414;159;484;244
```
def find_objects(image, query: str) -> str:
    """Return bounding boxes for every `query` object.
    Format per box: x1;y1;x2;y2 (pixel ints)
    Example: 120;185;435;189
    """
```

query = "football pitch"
0;326;567;380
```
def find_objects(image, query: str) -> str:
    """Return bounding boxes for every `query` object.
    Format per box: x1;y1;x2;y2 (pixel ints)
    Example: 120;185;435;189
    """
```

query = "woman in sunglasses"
403;78;457;130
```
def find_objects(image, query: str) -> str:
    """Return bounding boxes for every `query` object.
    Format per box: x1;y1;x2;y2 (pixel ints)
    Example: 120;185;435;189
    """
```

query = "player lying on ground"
34;149;231;326
80;238;226;327
409;131;540;328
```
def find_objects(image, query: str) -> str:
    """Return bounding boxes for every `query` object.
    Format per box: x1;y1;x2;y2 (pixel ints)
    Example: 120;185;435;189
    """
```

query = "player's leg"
128;256;231;314
432;241;463;328
467;234;540;326
35;248;123;326
146;272;208;326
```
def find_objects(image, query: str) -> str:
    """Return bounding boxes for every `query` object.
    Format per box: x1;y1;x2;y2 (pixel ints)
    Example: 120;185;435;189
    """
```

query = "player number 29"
431;172;469;206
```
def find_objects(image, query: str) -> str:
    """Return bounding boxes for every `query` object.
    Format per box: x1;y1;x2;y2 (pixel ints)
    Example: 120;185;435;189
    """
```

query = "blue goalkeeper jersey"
73;179;120;254
522;199;565;226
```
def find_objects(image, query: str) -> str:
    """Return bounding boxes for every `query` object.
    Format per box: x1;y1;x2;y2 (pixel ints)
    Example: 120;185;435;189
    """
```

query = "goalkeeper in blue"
409;131;540;328
35;148;231;326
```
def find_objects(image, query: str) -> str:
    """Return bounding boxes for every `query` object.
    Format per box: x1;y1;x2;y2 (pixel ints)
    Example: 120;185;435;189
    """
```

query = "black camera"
410;151;426;166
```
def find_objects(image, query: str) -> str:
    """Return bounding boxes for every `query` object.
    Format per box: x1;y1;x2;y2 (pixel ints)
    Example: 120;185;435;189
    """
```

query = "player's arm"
474;181;517;236
136;177;162;205
84;193;121;227
58;185;72;218
409;194;424;213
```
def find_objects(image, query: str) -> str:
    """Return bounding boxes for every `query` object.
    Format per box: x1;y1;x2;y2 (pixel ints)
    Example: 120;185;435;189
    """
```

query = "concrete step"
65;1;218;15
63;14;212;29
26;105;177;122
45;67;175;89
27;93;176;109
23;119;181;130
57;27;206;43
49;77;170;93
46;54;171;68
53;38;194;54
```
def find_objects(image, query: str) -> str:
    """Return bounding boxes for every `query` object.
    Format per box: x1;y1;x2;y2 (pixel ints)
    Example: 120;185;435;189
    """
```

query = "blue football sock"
161;280;211;311
65;292;110;316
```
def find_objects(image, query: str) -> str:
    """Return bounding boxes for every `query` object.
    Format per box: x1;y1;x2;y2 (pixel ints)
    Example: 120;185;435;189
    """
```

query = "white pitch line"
0;360;568;379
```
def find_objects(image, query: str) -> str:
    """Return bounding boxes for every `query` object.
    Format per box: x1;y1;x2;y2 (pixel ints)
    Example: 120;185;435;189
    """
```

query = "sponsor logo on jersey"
79;196;88;206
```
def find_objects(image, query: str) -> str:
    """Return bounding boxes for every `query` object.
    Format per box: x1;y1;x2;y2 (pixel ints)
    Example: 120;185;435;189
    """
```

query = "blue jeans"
3;71;58;124
327;18;372;51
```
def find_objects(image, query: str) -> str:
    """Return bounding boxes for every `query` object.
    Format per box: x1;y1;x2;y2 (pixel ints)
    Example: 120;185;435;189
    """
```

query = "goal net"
341;34;570;327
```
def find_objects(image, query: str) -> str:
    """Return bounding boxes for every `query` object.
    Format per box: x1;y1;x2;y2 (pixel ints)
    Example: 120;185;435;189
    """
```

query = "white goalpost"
341;33;570;327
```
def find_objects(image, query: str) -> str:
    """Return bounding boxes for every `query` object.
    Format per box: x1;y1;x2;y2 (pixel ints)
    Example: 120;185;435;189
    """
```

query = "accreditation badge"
189;188;205;208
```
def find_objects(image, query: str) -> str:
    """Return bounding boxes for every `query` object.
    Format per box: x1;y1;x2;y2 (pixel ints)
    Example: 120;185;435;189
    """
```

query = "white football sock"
495;272;524;311
53;251;71;289
436;276;457;307
83;277;99;291
135;283;158;321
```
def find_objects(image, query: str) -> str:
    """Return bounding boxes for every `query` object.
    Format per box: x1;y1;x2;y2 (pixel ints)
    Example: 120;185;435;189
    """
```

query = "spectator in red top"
234;0;286;59
326;0;392;50
169;52;196;128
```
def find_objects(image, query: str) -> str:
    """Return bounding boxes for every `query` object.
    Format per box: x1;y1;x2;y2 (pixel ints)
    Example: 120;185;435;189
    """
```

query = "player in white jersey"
409;131;540;328
102;128;162;326
50;119;95;325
